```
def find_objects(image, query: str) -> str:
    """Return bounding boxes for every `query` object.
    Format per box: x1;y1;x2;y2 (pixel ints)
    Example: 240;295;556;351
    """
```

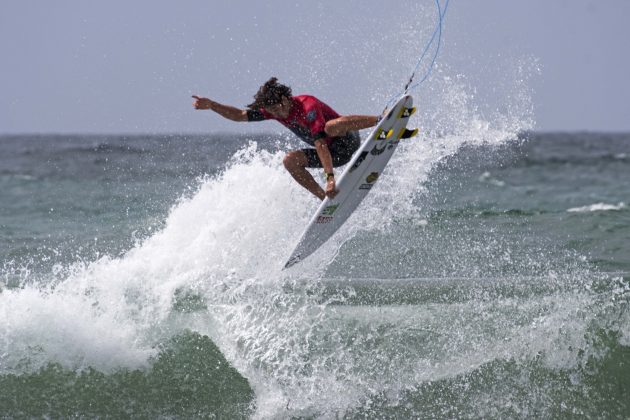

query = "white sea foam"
567;202;626;213
0;144;312;374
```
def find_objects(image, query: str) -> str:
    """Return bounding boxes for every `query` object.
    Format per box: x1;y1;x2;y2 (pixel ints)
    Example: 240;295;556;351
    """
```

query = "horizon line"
2;129;630;137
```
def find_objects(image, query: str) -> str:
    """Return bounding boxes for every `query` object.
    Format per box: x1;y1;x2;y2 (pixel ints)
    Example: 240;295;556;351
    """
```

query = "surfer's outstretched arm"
192;95;248;122
324;115;379;137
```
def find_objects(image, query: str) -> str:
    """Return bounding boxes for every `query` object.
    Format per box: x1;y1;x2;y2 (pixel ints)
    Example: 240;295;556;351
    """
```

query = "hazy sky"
1;0;629;134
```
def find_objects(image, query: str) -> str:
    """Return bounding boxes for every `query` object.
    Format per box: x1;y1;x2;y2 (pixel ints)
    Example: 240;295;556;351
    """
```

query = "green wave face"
0;331;254;419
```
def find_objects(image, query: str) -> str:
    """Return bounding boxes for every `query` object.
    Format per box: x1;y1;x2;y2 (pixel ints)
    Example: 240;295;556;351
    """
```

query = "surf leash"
385;0;450;109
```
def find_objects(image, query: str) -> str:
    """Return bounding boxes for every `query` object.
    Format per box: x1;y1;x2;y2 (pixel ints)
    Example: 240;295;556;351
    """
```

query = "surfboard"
284;95;417;268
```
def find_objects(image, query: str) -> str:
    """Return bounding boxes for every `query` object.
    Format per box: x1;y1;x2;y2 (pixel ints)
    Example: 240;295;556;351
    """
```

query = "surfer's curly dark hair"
247;77;292;109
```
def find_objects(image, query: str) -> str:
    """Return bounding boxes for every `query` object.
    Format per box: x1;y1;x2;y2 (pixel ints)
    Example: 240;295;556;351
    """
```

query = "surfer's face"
265;96;292;119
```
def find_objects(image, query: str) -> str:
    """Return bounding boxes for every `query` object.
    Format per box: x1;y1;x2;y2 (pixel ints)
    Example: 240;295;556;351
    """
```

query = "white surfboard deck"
284;95;415;269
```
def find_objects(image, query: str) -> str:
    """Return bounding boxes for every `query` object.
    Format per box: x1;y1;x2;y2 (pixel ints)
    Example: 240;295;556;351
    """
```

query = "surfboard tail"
284;254;301;269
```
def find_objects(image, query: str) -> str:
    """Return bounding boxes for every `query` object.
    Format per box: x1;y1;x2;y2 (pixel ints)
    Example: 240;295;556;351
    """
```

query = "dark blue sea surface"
0;132;629;418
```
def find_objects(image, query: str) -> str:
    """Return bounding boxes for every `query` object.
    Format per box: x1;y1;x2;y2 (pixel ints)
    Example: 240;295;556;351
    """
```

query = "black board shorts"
302;131;361;168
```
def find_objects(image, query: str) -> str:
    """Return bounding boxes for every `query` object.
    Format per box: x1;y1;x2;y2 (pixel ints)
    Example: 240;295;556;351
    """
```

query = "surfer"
192;77;378;200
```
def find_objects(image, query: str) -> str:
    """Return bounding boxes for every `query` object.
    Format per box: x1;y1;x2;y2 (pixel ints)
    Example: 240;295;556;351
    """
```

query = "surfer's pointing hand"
192;95;213;110
192;95;248;121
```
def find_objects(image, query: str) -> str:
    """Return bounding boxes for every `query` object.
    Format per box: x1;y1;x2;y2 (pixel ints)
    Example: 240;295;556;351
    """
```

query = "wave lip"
567;202;626;213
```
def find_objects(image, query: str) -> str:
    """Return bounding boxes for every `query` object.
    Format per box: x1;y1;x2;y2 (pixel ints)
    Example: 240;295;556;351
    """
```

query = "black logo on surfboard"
370;141;388;156
349;151;368;172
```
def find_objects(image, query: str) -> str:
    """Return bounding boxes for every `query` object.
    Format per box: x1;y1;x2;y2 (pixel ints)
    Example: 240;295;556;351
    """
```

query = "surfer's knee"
283;151;306;171
282;152;296;170
324;119;344;137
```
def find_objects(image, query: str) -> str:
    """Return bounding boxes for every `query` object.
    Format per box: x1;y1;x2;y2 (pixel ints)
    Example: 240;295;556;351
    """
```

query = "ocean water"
0;129;629;418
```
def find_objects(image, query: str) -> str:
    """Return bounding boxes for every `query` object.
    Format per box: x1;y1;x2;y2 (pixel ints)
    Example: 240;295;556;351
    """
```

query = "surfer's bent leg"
284;132;360;201
283;150;326;201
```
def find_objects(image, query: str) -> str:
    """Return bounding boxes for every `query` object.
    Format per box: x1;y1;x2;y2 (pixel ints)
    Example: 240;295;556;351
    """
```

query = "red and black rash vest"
246;95;340;147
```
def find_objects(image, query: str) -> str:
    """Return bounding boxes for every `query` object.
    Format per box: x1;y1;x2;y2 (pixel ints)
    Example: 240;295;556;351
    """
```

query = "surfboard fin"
398;106;417;119
376;128;394;140
399;128;419;139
